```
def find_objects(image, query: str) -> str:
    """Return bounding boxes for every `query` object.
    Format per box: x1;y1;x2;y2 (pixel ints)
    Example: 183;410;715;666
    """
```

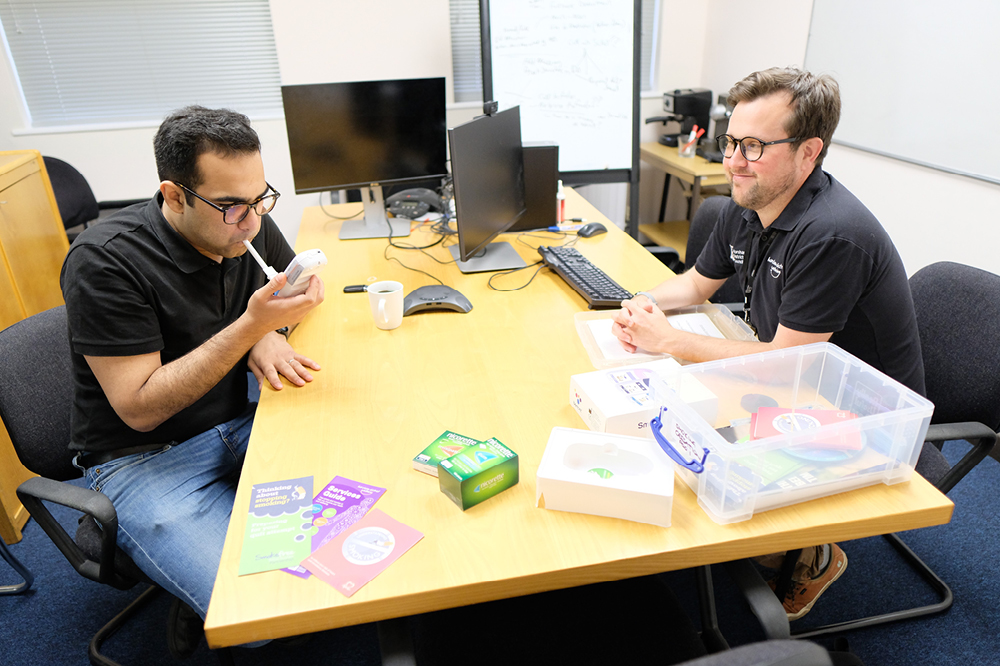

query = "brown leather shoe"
769;543;848;620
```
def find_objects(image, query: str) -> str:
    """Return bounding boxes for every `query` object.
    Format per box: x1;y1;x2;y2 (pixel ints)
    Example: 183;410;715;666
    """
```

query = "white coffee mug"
367;281;404;330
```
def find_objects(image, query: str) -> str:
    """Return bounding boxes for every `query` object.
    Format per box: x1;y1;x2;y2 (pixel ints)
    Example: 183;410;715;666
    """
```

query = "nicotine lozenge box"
438;437;519;511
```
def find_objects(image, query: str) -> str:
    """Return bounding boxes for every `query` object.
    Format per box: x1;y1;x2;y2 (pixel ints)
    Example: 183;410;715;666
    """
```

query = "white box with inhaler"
570;358;718;438
536;428;674;527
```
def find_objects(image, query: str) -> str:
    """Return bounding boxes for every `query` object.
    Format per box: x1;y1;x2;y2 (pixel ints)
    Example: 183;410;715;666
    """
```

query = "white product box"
570;358;718;438
536;428;674;527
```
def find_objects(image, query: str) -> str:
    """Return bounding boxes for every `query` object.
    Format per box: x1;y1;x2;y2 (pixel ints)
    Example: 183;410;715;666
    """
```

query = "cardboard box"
570;358;717;437
438;438;519;511
536;428;674;527
413;430;480;476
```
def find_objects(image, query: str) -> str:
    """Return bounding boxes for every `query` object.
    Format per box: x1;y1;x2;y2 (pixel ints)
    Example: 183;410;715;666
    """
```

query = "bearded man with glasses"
60;105;324;655
614;68;923;621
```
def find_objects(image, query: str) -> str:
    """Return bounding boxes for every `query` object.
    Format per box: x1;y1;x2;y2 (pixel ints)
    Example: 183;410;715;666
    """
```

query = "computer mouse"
403;285;473;316
577;222;608;238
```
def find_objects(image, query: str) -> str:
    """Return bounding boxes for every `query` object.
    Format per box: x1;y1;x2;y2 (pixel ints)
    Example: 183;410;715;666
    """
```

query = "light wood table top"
205;189;952;648
640;141;729;187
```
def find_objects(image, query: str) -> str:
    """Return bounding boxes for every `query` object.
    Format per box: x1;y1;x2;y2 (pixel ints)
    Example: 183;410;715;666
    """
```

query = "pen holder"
678;139;697;158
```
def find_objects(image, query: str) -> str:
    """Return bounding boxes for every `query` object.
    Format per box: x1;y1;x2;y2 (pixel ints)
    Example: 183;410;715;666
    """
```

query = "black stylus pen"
343;285;368;293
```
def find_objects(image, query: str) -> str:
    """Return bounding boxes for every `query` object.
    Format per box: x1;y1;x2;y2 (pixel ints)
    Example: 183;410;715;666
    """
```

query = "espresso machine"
645;88;712;148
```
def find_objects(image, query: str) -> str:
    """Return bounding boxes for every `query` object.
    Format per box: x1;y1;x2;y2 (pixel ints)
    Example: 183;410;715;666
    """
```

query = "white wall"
1;0;997;273
678;0;1000;276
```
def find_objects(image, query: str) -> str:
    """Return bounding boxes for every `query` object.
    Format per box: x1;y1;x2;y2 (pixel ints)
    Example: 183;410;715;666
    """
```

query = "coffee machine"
645;88;712;147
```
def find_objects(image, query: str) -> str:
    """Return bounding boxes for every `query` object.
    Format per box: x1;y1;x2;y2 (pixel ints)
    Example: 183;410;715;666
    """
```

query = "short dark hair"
727;67;840;166
153;105;261;204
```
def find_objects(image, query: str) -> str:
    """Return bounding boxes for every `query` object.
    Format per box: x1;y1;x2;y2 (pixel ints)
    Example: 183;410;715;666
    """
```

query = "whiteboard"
484;0;636;175
805;0;1000;185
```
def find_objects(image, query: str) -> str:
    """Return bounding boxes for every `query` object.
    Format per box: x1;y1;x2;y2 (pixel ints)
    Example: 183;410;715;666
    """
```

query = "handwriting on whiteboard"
489;0;634;172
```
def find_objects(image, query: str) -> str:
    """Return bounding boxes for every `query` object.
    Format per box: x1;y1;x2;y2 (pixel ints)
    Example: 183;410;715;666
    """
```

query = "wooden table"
204;189;952;648
639;141;729;256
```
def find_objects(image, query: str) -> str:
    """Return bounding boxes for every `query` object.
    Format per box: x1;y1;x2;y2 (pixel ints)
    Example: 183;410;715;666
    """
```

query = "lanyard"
742;227;778;335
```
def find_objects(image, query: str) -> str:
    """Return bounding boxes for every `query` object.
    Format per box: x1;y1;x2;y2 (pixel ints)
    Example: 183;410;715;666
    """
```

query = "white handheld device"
276;249;327;297
243;241;327;297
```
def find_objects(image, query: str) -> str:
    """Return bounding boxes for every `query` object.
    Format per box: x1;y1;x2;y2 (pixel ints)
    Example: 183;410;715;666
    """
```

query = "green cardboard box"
413;430;480;477
438;437;519;510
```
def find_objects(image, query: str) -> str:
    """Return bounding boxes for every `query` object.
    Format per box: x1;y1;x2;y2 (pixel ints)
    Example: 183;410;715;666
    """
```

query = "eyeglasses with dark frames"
173;181;280;225
716;134;800;162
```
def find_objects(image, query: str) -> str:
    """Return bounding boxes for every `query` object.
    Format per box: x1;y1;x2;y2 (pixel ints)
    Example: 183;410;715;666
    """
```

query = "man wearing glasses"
61;106;324;654
614;68;923;620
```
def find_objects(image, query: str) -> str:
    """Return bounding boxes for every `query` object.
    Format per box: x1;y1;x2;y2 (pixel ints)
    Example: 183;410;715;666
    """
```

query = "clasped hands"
612;294;676;354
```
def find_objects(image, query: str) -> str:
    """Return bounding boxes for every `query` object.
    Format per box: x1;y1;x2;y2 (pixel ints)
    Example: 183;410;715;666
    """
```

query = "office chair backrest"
0;306;79;481
42;156;100;230
686;196;743;304
909;261;1000;429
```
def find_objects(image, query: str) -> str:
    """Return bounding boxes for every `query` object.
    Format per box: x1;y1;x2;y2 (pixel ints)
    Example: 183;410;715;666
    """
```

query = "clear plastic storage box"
650;342;933;524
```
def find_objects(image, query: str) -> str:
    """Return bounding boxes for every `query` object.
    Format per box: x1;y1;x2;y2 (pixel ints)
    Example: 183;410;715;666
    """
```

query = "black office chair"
42;156;146;242
720;261;1000;640
648;196;743;310
0;306;229;666
684;195;744;309
0;538;33;595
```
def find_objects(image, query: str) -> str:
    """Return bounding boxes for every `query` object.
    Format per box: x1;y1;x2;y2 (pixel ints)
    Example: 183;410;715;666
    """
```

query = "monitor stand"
338;185;411;240
449;242;526;273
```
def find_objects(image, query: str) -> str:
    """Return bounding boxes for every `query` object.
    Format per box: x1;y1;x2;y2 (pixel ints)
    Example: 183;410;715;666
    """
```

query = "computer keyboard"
537;245;633;309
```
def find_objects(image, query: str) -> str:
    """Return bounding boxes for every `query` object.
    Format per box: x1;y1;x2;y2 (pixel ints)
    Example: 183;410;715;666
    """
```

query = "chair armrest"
723;560;791;640
679;640;832;666
645;246;684;274
924;421;997;494
16;477;133;589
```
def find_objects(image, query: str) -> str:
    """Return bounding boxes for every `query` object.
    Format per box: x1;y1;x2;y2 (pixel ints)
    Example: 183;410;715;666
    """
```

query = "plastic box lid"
574;304;756;369
649;342;933;524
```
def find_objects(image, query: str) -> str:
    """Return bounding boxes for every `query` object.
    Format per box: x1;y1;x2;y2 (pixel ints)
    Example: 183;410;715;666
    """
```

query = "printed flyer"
238;476;314;576
284;476;386;579
301;509;423;597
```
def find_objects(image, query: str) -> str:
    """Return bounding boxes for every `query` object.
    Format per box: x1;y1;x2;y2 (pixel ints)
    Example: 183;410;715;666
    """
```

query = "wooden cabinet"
0;150;69;544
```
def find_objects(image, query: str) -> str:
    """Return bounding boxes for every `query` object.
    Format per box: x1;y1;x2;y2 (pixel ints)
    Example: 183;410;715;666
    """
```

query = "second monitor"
448;106;527;273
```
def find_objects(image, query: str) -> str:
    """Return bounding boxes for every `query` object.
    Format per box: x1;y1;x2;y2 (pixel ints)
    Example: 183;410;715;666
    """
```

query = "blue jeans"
82;404;256;621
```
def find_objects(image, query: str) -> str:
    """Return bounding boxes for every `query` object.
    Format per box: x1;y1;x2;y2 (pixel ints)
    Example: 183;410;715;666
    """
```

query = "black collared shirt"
696;167;925;395
61;195;296;452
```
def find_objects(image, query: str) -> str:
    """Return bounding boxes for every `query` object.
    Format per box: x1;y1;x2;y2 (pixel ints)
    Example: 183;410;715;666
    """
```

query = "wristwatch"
275;326;290;339
635;291;659;309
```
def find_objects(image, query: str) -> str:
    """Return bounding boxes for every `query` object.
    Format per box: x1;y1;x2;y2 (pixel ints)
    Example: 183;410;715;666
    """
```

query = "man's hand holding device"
243;240;326;390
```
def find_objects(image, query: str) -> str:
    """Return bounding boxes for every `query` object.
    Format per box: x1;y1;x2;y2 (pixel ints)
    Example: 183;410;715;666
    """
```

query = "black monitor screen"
281;77;448;193
449;106;526;262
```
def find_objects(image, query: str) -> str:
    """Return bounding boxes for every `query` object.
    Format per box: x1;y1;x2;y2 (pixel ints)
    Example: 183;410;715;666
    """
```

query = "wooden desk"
205;189;952;648
639;141;729;254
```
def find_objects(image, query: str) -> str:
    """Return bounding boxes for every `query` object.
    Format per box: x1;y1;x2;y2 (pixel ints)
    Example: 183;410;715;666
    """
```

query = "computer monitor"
448;106;527;273
281;77;448;240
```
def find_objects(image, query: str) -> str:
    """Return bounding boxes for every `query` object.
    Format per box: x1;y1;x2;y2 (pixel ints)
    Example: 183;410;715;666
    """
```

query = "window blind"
0;0;282;128
449;0;658;104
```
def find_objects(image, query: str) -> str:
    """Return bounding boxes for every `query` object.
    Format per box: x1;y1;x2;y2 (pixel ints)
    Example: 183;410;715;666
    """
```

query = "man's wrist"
635;291;659;309
275;324;298;340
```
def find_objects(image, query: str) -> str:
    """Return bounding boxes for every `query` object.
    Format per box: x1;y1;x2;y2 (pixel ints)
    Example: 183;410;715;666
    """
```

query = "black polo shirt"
696;167;925;395
60;195;296;453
